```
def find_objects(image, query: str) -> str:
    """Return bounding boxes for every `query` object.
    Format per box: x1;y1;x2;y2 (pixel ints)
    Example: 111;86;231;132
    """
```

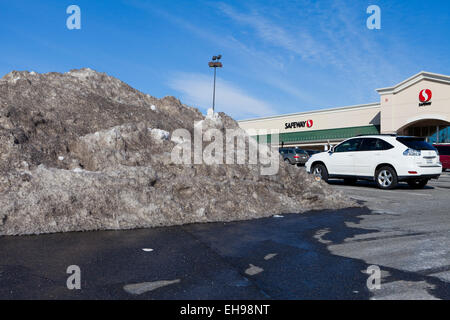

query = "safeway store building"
238;71;450;150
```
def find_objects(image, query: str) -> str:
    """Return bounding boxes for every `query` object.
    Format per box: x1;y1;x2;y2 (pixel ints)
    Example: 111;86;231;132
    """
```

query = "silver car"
279;147;310;166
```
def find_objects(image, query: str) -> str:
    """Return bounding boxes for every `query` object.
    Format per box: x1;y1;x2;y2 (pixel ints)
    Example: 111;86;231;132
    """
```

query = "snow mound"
149;128;169;141
0;68;356;235
66;68;97;80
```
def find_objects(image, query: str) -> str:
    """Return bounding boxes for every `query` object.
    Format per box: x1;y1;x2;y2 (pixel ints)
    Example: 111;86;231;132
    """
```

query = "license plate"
427;159;433;164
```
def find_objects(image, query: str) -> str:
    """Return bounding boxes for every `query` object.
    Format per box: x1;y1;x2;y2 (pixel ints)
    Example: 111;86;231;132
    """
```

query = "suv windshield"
294;149;307;154
396;137;435;151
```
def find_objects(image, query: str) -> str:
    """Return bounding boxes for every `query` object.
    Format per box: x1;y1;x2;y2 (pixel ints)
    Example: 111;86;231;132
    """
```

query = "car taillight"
403;148;421;156
294;155;300;158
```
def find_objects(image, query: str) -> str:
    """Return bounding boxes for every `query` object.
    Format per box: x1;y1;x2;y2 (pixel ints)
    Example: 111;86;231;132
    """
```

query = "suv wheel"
375;166;398;189
407;179;429;189
284;158;291;165
312;164;329;182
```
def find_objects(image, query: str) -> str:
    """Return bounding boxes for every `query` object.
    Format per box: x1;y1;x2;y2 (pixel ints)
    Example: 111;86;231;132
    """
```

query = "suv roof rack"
356;134;397;137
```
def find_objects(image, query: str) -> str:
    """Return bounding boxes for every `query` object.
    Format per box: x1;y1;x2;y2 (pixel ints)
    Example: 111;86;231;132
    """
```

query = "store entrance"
399;119;450;143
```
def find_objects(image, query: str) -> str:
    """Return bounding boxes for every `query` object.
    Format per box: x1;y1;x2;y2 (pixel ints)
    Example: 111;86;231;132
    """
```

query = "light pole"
208;55;223;113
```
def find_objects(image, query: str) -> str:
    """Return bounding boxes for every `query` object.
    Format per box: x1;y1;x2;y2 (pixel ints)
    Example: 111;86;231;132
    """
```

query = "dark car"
279;147;309;166
433;144;450;171
304;149;321;157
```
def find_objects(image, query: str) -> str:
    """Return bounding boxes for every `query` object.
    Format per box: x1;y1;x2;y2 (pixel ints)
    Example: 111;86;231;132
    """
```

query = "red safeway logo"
419;89;432;102
306;119;313;128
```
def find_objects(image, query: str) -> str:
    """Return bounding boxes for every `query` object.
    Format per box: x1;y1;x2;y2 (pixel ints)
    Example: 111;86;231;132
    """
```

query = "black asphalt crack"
341;232;428;243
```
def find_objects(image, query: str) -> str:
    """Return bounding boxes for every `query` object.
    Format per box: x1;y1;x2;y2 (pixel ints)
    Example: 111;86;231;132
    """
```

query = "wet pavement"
0;172;449;300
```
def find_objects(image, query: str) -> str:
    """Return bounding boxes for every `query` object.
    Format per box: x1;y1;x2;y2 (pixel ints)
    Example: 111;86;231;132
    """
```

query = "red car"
433;144;450;171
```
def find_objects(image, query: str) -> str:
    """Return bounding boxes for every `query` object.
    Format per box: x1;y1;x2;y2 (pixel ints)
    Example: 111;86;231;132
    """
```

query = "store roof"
376;71;450;95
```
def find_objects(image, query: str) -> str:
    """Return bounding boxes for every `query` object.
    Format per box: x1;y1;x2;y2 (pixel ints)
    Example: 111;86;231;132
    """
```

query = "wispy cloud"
137;3;314;107
217;1;404;92
217;2;337;64
133;0;410;111
168;72;276;119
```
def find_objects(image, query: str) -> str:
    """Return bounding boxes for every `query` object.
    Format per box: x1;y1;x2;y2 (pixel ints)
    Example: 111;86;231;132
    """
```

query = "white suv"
305;135;442;189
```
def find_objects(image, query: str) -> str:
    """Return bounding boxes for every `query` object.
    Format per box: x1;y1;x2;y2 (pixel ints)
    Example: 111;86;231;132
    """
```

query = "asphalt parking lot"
326;170;450;299
0;172;449;300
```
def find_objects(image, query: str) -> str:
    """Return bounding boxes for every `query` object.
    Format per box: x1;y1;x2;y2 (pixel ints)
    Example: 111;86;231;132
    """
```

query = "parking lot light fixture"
208;55;223;113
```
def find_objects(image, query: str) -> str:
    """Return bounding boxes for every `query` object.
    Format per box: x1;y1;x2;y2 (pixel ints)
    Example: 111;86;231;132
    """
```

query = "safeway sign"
285;119;313;129
419;89;432;106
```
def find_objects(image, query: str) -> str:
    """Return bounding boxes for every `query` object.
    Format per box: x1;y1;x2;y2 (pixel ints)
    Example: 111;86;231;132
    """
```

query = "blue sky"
1;0;450;119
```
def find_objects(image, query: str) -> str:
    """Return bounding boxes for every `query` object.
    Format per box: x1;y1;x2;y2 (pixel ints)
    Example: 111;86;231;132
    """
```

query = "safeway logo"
419;89;432;102
285;119;314;130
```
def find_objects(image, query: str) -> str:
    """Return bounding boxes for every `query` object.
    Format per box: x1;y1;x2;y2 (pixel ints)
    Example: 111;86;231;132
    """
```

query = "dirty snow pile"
0;69;356;236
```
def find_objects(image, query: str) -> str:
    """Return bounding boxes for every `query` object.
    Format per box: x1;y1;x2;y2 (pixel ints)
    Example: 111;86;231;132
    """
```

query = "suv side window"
360;138;394;151
378;139;394;150
334;138;363;152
